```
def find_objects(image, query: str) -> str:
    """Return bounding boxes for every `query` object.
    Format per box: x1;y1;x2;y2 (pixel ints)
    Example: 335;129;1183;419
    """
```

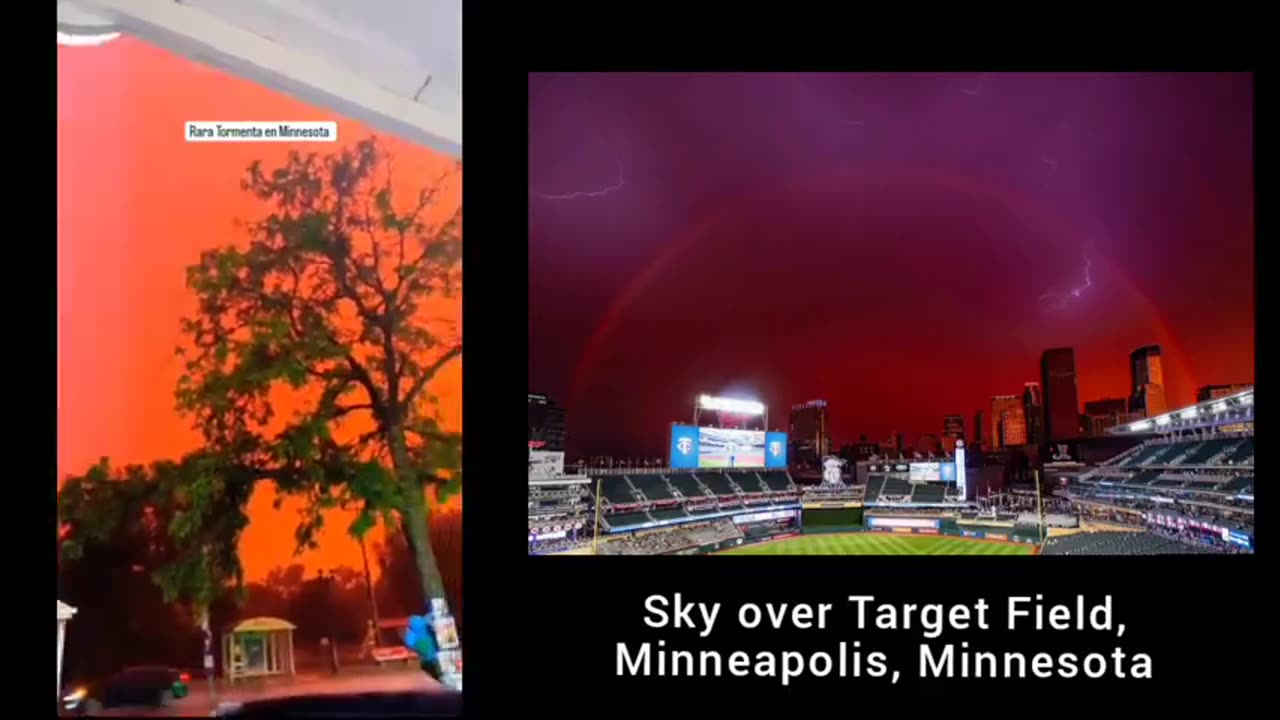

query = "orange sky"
58;38;461;581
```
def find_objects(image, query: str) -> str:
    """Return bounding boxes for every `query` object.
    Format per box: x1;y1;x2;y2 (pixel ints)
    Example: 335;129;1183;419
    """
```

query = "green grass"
719;533;1035;556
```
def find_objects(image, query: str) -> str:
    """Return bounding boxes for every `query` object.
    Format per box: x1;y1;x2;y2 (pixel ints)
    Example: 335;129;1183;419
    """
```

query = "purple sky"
528;72;1254;459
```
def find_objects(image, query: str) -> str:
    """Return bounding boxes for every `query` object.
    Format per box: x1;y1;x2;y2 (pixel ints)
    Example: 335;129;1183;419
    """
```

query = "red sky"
528;73;1254;457
58;38;461;580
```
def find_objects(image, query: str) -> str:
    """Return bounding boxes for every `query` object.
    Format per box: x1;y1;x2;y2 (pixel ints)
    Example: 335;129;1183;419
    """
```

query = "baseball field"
718;533;1037;556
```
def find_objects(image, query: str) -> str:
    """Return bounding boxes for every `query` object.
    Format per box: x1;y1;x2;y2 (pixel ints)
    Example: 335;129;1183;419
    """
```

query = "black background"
464;17;1272;715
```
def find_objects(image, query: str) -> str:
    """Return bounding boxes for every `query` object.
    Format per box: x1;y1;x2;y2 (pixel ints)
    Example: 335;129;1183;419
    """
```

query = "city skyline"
534;340;1251;458
529;72;1253;459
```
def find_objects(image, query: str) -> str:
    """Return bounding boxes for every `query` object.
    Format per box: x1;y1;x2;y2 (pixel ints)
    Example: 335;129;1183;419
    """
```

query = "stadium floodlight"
1129;420;1153;432
1240;393;1254;406
1154;415;1172;427
1212;401;1229;414
697;395;766;415
1180;407;1199;419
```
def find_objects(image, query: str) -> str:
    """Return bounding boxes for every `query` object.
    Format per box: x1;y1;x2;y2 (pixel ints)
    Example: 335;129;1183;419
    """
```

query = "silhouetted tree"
58;460;204;681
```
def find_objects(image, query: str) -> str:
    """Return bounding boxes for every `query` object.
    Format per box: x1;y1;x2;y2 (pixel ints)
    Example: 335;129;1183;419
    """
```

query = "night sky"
528;72;1254;459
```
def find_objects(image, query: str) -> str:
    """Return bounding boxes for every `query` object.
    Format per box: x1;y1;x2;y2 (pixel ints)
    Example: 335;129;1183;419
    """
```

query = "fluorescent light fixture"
57;31;120;47
697;395;765;415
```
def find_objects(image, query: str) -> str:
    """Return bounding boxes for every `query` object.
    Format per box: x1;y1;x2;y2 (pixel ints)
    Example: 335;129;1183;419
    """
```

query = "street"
93;666;441;716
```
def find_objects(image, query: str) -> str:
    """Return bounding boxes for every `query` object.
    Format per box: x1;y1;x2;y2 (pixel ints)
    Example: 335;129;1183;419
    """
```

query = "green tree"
175;137;462;609
58;458;228;677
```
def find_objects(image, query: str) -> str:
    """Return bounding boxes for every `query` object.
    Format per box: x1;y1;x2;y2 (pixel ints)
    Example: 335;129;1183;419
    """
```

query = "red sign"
528;440;546;449
372;647;417;663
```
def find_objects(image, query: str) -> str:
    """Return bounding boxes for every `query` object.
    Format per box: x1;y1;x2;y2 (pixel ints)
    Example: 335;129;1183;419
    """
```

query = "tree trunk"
389;434;447;607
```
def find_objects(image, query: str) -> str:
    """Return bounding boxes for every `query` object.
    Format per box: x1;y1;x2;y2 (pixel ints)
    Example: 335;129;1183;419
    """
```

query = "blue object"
403;614;439;662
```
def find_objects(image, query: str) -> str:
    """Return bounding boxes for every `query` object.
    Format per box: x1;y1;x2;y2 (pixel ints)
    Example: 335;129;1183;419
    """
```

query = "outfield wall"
801;507;863;533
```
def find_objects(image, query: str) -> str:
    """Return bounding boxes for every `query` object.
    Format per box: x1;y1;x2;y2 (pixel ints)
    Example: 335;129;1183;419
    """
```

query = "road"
94;667;442;716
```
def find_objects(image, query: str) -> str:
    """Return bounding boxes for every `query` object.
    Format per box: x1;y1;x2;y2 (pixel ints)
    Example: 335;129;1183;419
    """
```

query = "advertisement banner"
669;424;700;468
939;462;957;483
868;516;940;529
765;431;789;468
528;450;565;478
909;462;942;482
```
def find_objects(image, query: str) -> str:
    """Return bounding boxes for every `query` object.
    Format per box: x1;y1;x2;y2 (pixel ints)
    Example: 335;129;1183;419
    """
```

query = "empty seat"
649;507;689;522
728;471;768;493
697;471;737;497
628;473;674;501
667;473;707;499
760;471;793;492
598;476;638;505
603;511;650;530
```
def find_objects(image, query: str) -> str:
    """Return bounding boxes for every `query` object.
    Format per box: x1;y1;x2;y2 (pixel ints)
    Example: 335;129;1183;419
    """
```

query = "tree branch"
400;344;462;409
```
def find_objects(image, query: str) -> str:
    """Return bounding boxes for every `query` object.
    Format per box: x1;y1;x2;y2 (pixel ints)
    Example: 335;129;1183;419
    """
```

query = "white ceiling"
57;0;461;158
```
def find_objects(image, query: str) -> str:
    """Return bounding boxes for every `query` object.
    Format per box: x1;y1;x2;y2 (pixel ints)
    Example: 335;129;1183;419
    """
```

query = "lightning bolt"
1038;255;1093;311
531;164;625;201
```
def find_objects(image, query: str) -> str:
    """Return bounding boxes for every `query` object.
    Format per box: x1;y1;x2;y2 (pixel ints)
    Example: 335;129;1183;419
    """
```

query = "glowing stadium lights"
1240;393;1254;406
1179;407;1199;419
1154;415;1172;427
1129;420;1153;432
696;395;766;415
1212;401;1229;414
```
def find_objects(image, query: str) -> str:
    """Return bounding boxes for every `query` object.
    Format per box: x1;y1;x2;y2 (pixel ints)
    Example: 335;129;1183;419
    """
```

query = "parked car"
62;666;190;715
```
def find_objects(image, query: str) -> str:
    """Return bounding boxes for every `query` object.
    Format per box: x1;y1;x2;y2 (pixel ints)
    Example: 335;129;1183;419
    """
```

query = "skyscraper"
943;415;965;439
528;393;568;451
1040;348;1081;442
918;434;941;455
789;400;830;465
991;395;1027;448
1130;345;1168;418
1082;397;1132;437
1022;382;1044;447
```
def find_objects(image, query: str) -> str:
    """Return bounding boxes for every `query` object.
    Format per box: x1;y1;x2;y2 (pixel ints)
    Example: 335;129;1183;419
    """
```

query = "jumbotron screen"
669;424;786;468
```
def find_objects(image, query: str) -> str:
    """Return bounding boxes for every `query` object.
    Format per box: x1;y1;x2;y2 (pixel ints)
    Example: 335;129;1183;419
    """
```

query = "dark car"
213;691;461;718
62;666;191;715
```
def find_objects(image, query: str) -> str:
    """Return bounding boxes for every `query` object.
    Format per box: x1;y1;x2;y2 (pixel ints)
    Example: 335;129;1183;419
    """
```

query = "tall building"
943;415;965;439
1022;382;1044;447
789;400;830;465
1041;348;1081;442
1196;384;1251;402
973;410;985;447
528;393;567;451
1130;346;1169;418
918;434;941;456
1082;397;1136;438
990;395;1027;448
1084;398;1128;416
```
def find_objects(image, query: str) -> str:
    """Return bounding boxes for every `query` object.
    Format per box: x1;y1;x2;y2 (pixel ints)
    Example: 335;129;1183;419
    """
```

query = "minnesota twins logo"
676;437;693;455
769;441;782;458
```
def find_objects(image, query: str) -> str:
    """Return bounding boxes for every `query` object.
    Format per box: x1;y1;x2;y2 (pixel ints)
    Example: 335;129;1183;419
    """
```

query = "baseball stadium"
528;390;1253;557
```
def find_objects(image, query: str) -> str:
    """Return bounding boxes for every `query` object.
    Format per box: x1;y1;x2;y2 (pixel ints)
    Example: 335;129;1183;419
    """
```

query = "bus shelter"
58;601;78;698
222;617;297;684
